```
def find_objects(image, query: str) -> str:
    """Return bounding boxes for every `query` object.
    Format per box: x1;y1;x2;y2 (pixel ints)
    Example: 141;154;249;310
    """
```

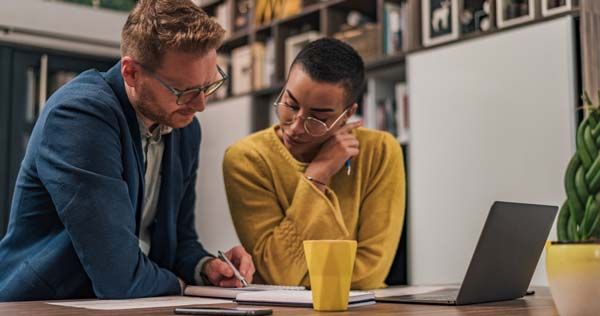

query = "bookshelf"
202;0;580;134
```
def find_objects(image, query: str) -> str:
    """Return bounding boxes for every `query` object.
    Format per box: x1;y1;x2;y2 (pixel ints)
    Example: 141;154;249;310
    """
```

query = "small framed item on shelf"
541;0;573;17
496;0;535;28
460;0;494;34
422;0;460;46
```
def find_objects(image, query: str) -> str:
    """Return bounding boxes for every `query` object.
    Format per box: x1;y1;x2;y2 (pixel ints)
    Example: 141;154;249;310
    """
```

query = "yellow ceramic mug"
303;240;357;311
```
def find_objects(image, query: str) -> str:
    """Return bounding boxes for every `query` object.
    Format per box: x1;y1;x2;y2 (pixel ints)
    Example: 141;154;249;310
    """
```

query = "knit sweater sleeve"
223;144;349;286
351;132;406;289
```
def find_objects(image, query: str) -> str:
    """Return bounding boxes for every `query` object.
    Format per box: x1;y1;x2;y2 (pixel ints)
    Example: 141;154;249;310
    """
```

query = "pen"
345;159;351;176
217;250;249;287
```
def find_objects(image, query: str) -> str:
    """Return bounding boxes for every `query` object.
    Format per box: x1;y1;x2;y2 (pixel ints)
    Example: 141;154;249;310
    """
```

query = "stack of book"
251;39;276;90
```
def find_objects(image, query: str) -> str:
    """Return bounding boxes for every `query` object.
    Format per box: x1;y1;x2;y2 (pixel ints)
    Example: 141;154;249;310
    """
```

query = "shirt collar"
136;112;173;144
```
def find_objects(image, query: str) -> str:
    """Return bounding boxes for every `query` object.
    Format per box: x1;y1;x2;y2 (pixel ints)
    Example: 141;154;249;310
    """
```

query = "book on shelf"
251;42;266;90
254;0;302;27
394;82;410;143
383;2;408;55
231;45;253;95
263;37;276;87
333;23;379;63
285;31;322;77
375;98;398;136
215;1;232;38
251;38;276;91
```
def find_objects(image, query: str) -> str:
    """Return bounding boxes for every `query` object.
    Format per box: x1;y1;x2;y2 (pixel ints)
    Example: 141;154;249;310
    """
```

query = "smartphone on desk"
174;306;273;315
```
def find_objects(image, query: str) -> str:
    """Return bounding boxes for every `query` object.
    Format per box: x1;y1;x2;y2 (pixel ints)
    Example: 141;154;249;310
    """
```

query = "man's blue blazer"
0;62;211;301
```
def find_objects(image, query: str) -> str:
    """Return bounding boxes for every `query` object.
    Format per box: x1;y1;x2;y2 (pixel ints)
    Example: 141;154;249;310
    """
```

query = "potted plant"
546;92;600;316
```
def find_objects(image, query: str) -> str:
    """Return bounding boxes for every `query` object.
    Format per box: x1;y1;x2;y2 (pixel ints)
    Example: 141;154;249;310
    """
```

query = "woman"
223;38;405;290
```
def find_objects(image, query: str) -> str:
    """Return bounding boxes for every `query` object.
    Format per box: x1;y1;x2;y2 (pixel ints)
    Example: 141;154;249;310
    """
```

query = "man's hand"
305;120;362;188
203;246;255;287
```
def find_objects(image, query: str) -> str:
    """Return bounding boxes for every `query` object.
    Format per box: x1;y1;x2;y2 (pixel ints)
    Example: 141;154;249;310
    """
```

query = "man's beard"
135;86;172;127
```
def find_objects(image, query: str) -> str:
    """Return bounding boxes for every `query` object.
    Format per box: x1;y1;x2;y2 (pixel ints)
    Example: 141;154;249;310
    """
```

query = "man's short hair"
121;0;225;69
290;37;365;105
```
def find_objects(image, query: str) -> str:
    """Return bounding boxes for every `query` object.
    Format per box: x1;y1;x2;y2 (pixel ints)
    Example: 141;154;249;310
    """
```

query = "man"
0;0;254;301
223;38;405;290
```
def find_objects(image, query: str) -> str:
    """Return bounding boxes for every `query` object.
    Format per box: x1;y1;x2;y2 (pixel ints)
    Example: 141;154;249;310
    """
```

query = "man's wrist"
194;256;215;285
201;257;216;284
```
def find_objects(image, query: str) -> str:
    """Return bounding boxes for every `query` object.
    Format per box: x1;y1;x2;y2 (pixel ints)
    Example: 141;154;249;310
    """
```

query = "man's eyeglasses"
273;89;350;137
139;63;228;105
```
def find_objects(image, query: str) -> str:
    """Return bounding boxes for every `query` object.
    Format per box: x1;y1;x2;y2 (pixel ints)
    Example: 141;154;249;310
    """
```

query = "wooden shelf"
219;31;250;51
366;53;406;72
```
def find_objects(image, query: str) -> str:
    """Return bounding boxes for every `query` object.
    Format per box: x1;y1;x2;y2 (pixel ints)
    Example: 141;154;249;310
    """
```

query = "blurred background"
0;0;593;287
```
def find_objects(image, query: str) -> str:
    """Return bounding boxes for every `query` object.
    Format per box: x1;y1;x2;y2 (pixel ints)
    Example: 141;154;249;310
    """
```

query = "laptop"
378;201;557;305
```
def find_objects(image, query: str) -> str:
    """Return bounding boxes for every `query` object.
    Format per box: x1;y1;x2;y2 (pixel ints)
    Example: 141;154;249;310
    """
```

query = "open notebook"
235;290;376;308
184;285;306;300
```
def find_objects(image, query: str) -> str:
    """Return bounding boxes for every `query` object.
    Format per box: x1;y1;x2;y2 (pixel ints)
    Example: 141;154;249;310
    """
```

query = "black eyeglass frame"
139;63;228;105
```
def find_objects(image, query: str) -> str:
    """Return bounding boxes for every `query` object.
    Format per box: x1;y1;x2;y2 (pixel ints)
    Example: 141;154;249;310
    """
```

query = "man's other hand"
203;245;255;287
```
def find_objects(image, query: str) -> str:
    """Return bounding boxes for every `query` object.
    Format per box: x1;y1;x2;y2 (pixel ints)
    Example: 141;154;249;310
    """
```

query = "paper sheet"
372;285;455;298
46;295;231;310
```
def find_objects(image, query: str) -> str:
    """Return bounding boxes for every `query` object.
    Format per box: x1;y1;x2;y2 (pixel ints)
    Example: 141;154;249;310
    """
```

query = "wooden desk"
0;287;558;315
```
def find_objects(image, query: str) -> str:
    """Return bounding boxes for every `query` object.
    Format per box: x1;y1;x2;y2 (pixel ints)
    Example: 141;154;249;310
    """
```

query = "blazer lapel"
103;63;145;235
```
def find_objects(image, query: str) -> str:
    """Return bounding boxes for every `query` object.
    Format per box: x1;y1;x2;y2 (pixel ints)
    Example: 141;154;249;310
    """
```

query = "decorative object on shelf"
541;0;574;16
422;0;460;46
254;0;301;27
334;23;379;63
234;0;252;32
346;10;373;28
546;91;600;316
460;0;494;34
496;0;535;28
284;31;322;77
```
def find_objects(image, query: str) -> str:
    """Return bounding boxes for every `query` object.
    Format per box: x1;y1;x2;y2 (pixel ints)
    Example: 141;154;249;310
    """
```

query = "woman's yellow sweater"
222;126;405;290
